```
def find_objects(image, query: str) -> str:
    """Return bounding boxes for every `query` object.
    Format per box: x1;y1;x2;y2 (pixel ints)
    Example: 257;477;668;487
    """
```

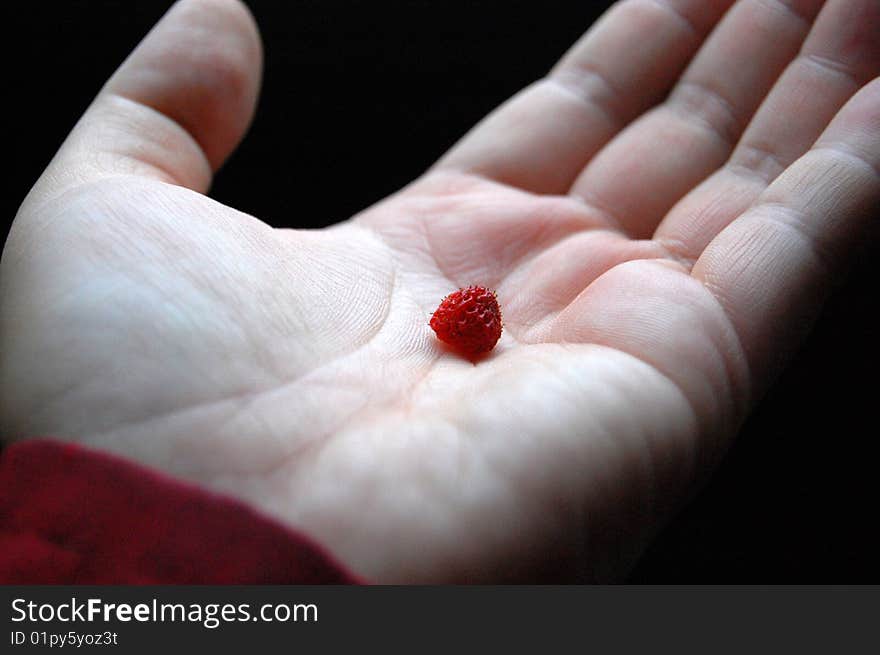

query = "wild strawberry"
429;285;503;358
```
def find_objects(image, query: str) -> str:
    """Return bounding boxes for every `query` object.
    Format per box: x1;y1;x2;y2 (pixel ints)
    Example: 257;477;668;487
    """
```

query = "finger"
30;0;262;202
656;0;880;264
433;0;736;198
692;76;880;392
569;0;824;239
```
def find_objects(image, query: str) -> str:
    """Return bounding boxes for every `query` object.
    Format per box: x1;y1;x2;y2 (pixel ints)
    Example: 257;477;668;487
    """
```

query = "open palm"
2;0;878;582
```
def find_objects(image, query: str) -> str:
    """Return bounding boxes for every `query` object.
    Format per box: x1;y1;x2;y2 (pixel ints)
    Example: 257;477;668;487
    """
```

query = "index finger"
433;0;736;196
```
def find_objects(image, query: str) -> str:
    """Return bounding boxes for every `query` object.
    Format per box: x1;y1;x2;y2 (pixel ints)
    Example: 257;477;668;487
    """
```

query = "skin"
1;0;878;582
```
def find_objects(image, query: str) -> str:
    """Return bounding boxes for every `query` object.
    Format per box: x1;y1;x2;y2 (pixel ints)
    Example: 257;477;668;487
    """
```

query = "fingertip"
105;0;264;172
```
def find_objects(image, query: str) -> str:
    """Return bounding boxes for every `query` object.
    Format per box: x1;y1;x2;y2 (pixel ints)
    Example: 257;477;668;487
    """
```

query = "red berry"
429;285;503;357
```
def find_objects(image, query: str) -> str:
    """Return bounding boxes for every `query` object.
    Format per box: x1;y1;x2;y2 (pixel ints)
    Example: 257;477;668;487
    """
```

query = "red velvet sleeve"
0;439;363;584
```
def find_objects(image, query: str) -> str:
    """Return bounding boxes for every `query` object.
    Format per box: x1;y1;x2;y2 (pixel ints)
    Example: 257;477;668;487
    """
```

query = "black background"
5;1;878;581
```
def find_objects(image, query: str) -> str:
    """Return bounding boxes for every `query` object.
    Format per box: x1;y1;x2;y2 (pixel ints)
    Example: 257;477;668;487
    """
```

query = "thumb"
32;0;262;200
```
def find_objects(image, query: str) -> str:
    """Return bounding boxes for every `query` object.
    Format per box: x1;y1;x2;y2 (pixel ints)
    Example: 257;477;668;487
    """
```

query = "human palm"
2;0;879;582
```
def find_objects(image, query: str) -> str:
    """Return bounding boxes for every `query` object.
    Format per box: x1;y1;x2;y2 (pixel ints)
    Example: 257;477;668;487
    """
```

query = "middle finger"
568;0;824;238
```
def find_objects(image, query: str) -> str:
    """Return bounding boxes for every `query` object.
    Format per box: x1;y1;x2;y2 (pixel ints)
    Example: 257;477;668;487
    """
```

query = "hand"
2;0;878;582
